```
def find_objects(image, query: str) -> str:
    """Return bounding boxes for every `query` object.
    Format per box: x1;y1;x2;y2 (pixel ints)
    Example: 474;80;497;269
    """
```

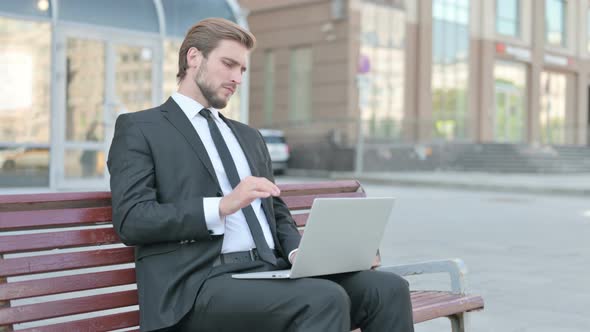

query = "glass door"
493;61;527;143
54;26;160;189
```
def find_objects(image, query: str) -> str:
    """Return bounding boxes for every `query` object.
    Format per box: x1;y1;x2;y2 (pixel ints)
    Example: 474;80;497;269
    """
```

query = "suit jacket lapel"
160;98;220;188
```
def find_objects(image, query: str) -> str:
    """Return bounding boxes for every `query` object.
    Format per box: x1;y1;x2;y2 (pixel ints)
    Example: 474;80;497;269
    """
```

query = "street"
277;176;590;332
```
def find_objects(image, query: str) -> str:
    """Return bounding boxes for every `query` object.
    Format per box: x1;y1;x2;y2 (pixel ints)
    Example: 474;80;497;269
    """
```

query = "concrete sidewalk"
288;170;590;196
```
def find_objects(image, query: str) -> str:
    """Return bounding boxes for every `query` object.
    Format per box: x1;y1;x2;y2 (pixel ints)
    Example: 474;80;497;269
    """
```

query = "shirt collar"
171;92;221;121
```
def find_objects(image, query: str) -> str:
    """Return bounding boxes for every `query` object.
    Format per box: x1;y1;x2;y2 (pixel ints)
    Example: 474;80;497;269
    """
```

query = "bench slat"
0;290;137;325
0;192;111;205
279;180;361;196
282;192;366;210
0;269;136;301
0;228;121;254
0;207;112;231
18;310;139;332
411;291;484;323
0;247;134;277
292;213;309;227
416;292;458;307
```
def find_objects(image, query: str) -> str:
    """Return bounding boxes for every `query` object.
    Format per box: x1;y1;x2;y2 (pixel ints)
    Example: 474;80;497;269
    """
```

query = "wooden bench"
0;180;483;331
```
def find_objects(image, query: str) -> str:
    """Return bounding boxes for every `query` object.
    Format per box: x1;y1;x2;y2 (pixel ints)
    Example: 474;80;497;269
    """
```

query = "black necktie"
199;108;276;265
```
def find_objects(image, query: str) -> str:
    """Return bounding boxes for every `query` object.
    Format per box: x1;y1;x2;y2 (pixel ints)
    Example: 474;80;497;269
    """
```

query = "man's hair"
177;18;256;82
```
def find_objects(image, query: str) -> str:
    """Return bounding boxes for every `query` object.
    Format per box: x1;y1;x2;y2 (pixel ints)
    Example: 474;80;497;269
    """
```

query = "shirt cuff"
288;248;298;264
203;197;225;235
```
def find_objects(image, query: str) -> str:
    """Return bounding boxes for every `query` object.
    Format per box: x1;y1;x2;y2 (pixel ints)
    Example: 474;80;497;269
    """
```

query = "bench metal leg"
449;313;465;332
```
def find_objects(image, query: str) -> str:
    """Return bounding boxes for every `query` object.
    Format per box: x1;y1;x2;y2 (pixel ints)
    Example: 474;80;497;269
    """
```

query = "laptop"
232;197;395;279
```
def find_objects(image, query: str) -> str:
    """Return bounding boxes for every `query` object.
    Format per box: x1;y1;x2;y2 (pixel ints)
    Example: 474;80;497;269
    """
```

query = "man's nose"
230;69;243;85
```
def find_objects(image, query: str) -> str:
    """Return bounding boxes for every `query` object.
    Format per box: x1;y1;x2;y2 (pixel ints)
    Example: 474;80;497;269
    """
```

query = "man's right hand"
219;176;280;217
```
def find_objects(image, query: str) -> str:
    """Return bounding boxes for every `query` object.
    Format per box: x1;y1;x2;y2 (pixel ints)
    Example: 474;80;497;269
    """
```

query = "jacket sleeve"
107;114;213;246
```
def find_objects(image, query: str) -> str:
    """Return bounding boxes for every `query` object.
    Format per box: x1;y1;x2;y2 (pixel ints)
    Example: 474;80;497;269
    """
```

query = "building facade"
241;0;590;171
0;0;249;191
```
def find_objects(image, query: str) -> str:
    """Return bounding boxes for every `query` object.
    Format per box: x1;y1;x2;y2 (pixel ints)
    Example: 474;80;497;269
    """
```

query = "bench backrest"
0;180;365;331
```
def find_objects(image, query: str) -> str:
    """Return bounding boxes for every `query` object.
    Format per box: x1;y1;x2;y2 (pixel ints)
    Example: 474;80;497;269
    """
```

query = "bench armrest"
376;258;467;294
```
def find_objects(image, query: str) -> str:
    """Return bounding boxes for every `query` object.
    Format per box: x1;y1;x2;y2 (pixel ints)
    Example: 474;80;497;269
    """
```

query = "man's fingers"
244;177;280;196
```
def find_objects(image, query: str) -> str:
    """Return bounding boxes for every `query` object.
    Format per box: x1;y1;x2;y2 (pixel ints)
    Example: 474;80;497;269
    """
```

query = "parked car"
259;129;290;174
0;147;49;171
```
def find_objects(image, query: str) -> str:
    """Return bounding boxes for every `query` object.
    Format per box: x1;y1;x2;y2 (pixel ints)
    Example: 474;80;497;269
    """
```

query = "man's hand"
219;176;280;217
371;254;381;269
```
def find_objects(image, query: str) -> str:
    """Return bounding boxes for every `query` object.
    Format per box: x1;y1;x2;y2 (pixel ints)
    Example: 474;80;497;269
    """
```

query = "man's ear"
186;47;203;69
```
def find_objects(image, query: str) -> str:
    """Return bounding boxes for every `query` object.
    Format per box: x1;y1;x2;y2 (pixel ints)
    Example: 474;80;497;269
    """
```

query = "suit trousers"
175;262;414;332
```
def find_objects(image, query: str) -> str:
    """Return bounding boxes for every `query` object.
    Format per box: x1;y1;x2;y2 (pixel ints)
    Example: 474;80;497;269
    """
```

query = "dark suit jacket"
107;97;302;331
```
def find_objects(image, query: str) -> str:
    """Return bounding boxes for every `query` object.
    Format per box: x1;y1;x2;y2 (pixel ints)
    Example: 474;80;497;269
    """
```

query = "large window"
359;1;405;140
0;17;51;187
263;50;275;126
539;71;566;144
289;47;312;123
545;0;567;47
494;61;526;142
163;39;182;101
432;0;470;141
496;0;520;37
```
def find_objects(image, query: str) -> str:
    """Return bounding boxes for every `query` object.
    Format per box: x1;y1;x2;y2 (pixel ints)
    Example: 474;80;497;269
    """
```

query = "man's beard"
194;61;229;109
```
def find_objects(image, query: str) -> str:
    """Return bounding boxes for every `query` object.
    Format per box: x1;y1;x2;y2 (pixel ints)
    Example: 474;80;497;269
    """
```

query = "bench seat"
0;180;483;331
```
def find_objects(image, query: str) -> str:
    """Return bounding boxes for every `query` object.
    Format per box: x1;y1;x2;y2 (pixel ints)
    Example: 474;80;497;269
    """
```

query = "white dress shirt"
171;92;276;254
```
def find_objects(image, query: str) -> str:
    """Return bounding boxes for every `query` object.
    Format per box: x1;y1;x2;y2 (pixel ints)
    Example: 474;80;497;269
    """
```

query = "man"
108;18;413;332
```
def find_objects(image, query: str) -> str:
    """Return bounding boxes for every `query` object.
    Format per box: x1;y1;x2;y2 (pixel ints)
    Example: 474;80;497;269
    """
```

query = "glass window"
64;149;105;179
223;86;241;120
115;44;153;114
360;1;406;140
0;0;51;19
65;38;105;143
0;17;51;188
161;0;236;38
163;39;181;100
545;0;567;47
496;0;520;37
59;0;159;33
263;50;275;126
432;0;470;141
494;61;527;142
289;47;312;123
539;71;567;144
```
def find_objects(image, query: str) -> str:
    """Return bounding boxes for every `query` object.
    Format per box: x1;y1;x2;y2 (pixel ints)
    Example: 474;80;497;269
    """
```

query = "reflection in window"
496;0;520;37
546;0;567;47
66;38;105;142
360;1;405;140
163;39;182;101
263;50;275;126
223;86;241;120
539;71;566;144
64;149;105;179
115;44;153;114
0;18;51;143
432;0;470;141
494;61;526;142
0;147;50;187
289;47;312;123
0;17;51;188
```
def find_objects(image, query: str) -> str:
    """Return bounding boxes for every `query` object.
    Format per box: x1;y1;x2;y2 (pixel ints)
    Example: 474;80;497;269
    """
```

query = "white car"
259;129;290;174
